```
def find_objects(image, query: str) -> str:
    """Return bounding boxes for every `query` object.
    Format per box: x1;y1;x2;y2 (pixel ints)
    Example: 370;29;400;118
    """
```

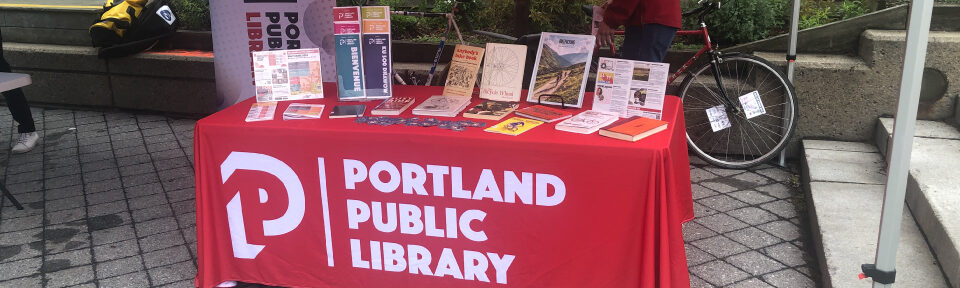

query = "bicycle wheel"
678;53;798;169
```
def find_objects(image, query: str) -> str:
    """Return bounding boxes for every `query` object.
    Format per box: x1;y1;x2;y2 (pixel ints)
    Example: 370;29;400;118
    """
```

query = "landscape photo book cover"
526;32;596;108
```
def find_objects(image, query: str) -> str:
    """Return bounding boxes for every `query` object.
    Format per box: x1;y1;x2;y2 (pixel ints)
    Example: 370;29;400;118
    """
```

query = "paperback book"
333;6;366;101
361;6;392;99
555;110;620;134
442;45;485;97
526;32;596;108
479;43;527;102
514;105;574;123
484;117;544;136
282;103;325;120
592;57;669;120
412;95;472;117
252;48;325;102
246;102;277;122
330;104;366;118
462;100;519;121
599;116;668;142
371;97;415;115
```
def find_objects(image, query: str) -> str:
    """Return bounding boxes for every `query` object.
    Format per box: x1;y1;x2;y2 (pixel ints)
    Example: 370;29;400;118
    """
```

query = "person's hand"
597;21;616;50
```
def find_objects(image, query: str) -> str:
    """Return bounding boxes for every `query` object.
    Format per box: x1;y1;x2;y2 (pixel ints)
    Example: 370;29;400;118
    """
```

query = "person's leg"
619;25;645;61
0;30;37;134
633;23;677;63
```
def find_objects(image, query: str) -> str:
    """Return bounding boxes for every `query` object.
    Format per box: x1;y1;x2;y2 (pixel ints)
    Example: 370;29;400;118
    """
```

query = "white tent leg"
780;0;801;167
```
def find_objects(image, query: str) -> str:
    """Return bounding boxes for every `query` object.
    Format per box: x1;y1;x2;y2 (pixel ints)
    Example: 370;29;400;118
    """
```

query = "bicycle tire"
678;53;798;169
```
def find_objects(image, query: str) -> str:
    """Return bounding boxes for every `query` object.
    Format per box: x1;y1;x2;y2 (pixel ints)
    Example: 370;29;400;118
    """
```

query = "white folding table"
0;72;31;210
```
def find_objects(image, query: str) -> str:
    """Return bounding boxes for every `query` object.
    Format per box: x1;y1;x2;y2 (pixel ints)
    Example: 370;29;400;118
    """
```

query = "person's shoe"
11;132;38;154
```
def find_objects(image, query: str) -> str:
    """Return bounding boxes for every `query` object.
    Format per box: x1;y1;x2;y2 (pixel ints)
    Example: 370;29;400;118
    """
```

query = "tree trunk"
514;0;531;36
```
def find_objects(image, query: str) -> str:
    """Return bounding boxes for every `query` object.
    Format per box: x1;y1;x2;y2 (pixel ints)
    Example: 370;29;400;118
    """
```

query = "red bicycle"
591;0;798;169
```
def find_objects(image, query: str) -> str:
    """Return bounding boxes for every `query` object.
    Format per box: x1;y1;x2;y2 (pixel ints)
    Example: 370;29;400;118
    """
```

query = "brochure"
485;117;544;136
412;95;472;117
283;103;325;120
371;97;416;115
252;48;324;102
555;110;620;134
361;6;392;99
526;32;596;108
592;57;669;120
514;105;574;123
246;102;277;122
462;100;519;120
334;6;366;101
479;43;527;102
442;44;485;97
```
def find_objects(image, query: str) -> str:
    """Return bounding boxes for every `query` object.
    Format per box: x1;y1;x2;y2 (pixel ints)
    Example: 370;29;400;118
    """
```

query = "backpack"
89;0;179;58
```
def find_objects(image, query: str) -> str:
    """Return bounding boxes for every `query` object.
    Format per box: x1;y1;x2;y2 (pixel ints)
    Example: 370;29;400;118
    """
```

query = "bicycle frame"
669;25;714;85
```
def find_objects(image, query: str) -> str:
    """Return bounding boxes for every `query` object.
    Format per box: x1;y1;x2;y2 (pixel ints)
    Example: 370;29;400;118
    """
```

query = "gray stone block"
803;147;885;184
3;42;105;72
110;75;217;115
690;260;751;287
147;261;196;285
15;70;112;106
96;255;145;279
99;271;150;288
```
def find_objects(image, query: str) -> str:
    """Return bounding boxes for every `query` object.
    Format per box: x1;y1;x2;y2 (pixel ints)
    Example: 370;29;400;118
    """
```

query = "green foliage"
838;0;869;19
680;0;789;46
171;0;210;31
799;5;831;29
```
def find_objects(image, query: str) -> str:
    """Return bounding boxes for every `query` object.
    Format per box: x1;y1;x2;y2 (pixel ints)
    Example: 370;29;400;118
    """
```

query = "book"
371;97;415;115
462;100;519;120
592;57;669;120
442;44;485;97
514;105;574;123
282;103;325;120
329;104;366;118
555;110;620;134
411;95;472;117
599;116;669;142
484;117;544;136
479;43;527;102
252;48;325;102
526;32;596;108
334;6;366;101
246;102;277;122
361;6;392;100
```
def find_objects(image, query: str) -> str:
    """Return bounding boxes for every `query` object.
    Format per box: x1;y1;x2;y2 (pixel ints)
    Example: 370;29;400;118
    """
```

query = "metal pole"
779;0;801;167
868;0;934;287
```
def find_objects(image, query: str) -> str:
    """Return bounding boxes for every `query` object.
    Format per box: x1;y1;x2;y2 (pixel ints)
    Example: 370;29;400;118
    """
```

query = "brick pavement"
0;107;817;287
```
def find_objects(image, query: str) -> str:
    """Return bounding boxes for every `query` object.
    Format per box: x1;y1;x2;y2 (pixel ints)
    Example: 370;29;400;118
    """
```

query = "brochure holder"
538;94;567;109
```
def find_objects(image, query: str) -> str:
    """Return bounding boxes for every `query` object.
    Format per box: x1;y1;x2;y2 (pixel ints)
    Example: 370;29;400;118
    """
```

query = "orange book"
599;116;668;142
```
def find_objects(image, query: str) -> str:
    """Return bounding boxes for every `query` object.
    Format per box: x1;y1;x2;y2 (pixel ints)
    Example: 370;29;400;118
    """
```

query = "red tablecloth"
194;83;694;288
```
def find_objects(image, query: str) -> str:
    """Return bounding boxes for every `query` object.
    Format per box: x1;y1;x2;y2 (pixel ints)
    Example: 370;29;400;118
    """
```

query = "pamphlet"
555;110;620;134
706;105;732;132
462;100;519;121
246;102;277;122
442;44;485;97
485;117;544;136
514;105;574;123
283;103;325;120
334;6;366;101
412;95;472;117
361;6;392;99
527;32;596;108
592;57;669;120
738;90;766;119
371;97;415;115
252;48;324;102
478;43;526;102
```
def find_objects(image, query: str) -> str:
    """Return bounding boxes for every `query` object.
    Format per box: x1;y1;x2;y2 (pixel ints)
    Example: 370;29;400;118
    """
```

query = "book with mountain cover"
526;32;596;108
462;100;519;120
599;116;668;142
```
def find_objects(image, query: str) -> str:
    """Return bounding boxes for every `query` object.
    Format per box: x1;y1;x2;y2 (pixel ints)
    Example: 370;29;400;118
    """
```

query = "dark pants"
0;31;36;133
620;23;678;63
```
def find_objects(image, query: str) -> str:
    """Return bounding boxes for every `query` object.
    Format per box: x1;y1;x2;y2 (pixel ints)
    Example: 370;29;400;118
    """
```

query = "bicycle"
590;0;798;169
390;2;466;86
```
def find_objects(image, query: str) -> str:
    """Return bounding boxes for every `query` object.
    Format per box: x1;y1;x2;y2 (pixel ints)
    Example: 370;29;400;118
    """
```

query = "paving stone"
731;171;774;187
148;141;181;153
700;181;738;193
5;171;43;184
110;131;144;142
96;255;145;278
727;207;779;226
143;245;192;268
727;190;776;205
125;182;164;199
155;157;192;171
135;217;179;238
0;257;40;281
694;213;749;234
683;221;718;242
45;264;94;288
8;190;42;203
109;124;140;135
128;193;168;211
87;190;125;205
0;241;42;263
44;229;91;255
685;245;716;267
45;185;85;200
139;230;185;252
690;260;750;287
762;242;807;267
120;162;157;177
755;183;794;199
158;167;194;182
760;200;798;219
0;228;42;246
94;239;140;262
170;200;195;215
132;205;175;223
703;166;744;177
757;220;801;241
755;167;793;181
725;227;783;250
692;235;750;258
123;173;160;188
45;164;82;178
46;207;86;226
144;133;178;144
726;251;785;276
161;279;196;288
690;274;714;288
177;212;196;229
81;159;118;173
100;271;150;288
1;214;42;233
694;203;718;217
698;195;747;212
161;177;194;191
92;224;137;246
728;278;775;288
0;275;41;287
148;261;197;285
7;181;42;194
43;248;92;273
151;149;186;161
84;168;121;183
117;153;153;167
88;200;128;217
166;188;195;203
6;161;43;174
111;138;145;149
114;145;149;158
85;178;124;195
690;168;719;182
46;195;86;212
761;269;816;288
692;184;718;200
78;142;112;155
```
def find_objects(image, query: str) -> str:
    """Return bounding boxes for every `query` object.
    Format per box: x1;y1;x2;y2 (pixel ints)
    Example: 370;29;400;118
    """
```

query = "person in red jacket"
597;0;681;62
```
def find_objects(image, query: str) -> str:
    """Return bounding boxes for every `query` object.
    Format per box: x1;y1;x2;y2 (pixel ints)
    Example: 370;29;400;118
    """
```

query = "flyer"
361;6;392;99
334;6;366;101
592;57;669;120
442;44;485;98
246;102;277;122
283;103;326;120
252;48;325;102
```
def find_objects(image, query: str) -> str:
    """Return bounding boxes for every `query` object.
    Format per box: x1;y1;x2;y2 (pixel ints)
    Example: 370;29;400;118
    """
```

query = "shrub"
172;0;210;31
681;0;789;46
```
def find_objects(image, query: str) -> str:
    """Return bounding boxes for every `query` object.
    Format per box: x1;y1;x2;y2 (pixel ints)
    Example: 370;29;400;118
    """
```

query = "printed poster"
592;57;669;120
442;45;485;98
334;6;366;101
253;48;325;102
526;32;596;108
479;43;527;102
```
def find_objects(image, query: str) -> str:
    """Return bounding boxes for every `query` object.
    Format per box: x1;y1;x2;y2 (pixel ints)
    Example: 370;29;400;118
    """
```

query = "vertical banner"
360;6;392;99
210;0;337;109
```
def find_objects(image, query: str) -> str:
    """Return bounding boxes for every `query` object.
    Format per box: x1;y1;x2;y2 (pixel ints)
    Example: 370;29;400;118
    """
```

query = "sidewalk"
0;106;817;287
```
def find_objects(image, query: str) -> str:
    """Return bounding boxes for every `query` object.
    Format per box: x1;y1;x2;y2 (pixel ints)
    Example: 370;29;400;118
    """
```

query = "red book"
599;116;668;142
515;105;573;123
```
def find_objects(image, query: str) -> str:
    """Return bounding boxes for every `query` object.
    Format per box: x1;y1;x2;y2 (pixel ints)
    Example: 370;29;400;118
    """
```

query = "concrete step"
0;3;101;46
875;117;960;287
801;139;948;288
